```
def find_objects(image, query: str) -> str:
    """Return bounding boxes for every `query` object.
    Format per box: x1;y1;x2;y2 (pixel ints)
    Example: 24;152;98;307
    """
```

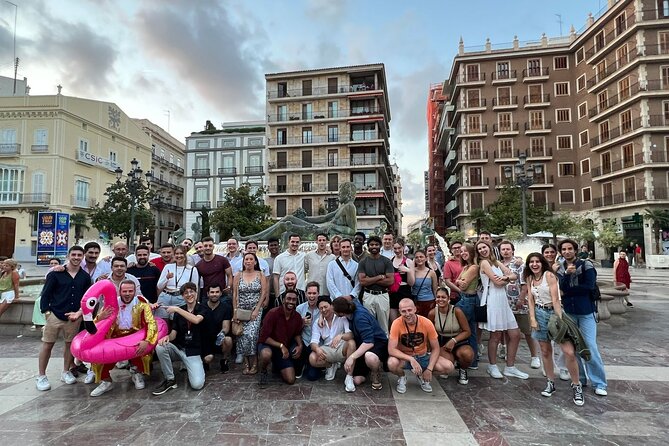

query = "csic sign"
77;149;119;172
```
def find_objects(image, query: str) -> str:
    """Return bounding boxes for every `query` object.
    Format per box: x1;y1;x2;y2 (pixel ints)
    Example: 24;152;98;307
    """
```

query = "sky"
0;0;606;233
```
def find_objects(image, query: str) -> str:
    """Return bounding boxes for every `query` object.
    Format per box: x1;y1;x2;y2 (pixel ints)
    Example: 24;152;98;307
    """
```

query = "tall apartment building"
265;64;399;235
184;121;267;242
133;119;186;246
433;0;669;254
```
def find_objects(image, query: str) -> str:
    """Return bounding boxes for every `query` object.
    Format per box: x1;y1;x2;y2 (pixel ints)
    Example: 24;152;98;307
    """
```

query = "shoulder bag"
474;282;489;323
336;258;355;288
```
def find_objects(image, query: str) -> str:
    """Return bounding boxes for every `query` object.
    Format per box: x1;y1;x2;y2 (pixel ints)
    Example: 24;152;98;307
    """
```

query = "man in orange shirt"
387;298;453;393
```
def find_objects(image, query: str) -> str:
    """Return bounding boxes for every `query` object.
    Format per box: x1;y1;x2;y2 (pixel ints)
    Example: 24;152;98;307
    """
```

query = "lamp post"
504;153;543;236
115;158;152;251
153;193;165;245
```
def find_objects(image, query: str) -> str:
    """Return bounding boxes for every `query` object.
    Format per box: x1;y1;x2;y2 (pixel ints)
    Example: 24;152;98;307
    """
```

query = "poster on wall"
36;212;70;265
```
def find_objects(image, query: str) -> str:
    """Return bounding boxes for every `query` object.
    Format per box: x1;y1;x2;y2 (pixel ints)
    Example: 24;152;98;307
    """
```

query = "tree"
485;185;549;235
210;183;272;240
596;219;624;262
70;212;90;245
89;180;153;242
200;207;211;239
545;212;578;245
503;225;524;242
445;230;466;244
644;208;669;254
467;208;489;236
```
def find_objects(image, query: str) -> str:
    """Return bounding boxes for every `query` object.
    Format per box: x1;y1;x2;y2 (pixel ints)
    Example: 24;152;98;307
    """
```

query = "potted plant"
596;220;624;268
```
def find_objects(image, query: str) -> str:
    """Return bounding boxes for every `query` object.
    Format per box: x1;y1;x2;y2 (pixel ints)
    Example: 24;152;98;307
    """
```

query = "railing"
462;98;487;108
494;175;554;186
587;46;639;89
31;145;48;153
218;167;237;176
267;83;378;99
458;124;487;135
493;122;519;133
19;193;51;204
651;151;669;163
268;134;354;145
589;117;644;147
268;106;383;122
459;150;489;161
522;67;549;78
491;70;517;81
584;13;637;60
528;146;553;157
245;166;264;174
524;121;552;131
190;201;211;209
492;96;518;107
268;155;381;170
267;183;345;194
591;153;645;177
654;187;668;200
495;148;519;159
0;143;20;155
71;196;96;208
458;72;486;83
458;177;489;187
589;82;642;118
523;94;550;105
191;168;211;177
593;189;647;208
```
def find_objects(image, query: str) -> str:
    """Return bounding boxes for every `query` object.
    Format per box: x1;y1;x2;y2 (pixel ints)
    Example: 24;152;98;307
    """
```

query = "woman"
412;250;438;317
454;243;480;368
428;287;474;385
476;240;528;380
31;258;61;330
426;244;443;286
156;246;200;319
389;238;414;322
330;235;342;257
526;253;584;406
0;258;20;320
613;251;633;307
233;252;266;375
541;244;560;274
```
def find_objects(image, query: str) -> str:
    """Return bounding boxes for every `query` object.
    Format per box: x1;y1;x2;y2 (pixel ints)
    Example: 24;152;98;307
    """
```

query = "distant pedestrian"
613;251;633;307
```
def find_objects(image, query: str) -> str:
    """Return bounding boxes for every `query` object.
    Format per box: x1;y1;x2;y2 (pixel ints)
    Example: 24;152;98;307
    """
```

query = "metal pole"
521;182;528;236
130;189;136;252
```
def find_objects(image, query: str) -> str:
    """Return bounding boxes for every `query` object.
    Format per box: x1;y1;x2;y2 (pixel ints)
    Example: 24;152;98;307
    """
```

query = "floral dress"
237;273;263;356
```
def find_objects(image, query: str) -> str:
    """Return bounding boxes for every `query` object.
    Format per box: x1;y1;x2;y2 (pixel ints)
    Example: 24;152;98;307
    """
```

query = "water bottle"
215;331;225;346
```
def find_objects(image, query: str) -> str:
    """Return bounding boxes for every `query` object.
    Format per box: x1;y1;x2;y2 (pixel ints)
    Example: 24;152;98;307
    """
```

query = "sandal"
248;365;258;375
242;364;251;375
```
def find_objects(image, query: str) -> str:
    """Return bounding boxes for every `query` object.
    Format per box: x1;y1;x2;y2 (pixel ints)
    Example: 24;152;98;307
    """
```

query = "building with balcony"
265;64;399;235
184;121;267;242
0;93;152;260
132;119;186;246
433;0;669;255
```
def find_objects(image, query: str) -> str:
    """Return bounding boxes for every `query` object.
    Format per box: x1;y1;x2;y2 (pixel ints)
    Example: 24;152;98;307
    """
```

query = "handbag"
234;308;253;321
389;257;406;293
231;320;244;336
474;283;489;323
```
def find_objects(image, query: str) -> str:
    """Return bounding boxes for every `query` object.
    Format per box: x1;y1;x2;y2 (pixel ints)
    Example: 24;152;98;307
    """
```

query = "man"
151;243;175;272
352;232;367;262
274;271;306;308
265;237;281;311
127;245;161;304
257;290;304;387
97;241;130;276
182;238;194;250
273;234;306;295
443;241;463;297
196;236;233;300
295;281;322;380
127;236;161;264
357;235;394;335
380;231;394;259
89;280;158;397
330;235;342;257
226;238;244;276
36;246;91;391
388;298;451;393
557;239;608;397
188;240;205;266
244;240;271;278
81;241;105;282
100;256;141;293
326;238;360;302
332;296;388;392
305;233;335;295
201;284;233;373
578;245;590;261
309;296;356;382
152;282;206;395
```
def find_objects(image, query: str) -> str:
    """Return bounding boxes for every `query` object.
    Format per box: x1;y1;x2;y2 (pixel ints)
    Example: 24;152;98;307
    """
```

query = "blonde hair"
2;259;17;270
474;240;500;267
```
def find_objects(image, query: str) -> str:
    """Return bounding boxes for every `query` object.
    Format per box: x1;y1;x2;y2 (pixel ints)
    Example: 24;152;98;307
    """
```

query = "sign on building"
36;212;70;265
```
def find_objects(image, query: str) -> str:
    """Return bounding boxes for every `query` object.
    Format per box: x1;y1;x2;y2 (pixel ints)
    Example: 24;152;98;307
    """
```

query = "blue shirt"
349;305;388;345
557;259;597;315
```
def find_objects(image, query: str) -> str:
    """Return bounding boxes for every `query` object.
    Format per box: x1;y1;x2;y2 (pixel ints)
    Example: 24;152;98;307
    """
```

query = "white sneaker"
418;377;432;393
90;380;113;397
235;353;243;364
344;374;356;393
61;370;77;385
487;364;503;379
498;344;506;360
84;370;96;384
559;369;570;381
503;366;529;380
132;372;145;390
530;357;541;369
595;388;608;396
325;363;338;381
36;375;51;391
396;375;407;394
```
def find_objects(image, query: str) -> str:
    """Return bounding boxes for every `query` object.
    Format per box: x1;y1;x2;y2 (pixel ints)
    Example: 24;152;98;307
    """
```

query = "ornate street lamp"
115;158;152;251
504;153;543;236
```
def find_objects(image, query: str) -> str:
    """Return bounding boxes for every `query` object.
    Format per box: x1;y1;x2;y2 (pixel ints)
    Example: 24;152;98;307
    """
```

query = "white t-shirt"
273;250;306;293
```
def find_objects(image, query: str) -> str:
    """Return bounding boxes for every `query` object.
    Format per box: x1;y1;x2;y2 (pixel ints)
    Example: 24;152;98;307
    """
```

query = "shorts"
389;285;412;309
352;341;388;377
321;342;346;363
42;313;81;343
402;353;430;370
0;290;15;304
257;342;297;371
154;292;186;319
531;306;553;342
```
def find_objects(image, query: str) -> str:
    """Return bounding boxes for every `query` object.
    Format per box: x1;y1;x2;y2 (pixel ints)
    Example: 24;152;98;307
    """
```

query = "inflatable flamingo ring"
71;280;168;364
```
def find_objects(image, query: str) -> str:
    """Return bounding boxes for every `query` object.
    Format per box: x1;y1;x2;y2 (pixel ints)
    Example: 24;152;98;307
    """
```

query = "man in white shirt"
326;238;360;302
273;234;306;294
97;241;130;277
309;296;356;383
381;231;395;259
305;233;335;295
226;238;244;276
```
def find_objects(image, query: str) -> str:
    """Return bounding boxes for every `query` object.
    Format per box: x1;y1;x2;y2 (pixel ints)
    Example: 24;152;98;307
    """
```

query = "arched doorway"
0;217;16;257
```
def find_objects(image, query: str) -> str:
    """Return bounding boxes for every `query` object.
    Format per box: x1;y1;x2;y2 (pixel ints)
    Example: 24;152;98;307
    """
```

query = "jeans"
566;312;607;390
155;343;205;390
457;292;479;366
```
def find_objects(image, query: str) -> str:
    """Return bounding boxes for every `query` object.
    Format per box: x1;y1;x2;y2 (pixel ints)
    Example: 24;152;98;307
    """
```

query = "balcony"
591;151;669;179
524;121;551;134
20;193;51;205
587;47;639;91
0;143;20;156
494;175;554;188
593;189;647;208
492;96;518;110
523;94;550;108
491;70;517;84
493;122;519;136
218;167;237;176
268;134;352;146
268;106;383;123
245;166;264;174
589;117;644;149
528;146;553;159
456;72;486;85
455;124;487;139
31;145;48;153
522;67;549;82
457;150;489;164
494;148;521;161
585;13;637;62
458;177;489;188
267;83;378;100
458;98;487;112
191;168;211;177
71;196;96;208
190;201;211;210
267;183;343;194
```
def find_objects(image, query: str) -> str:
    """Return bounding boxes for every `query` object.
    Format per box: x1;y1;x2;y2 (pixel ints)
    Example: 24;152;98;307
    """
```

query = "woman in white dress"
475;240;528;380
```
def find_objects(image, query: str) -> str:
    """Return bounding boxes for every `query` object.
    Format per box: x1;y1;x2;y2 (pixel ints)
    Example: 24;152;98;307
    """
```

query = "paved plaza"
0;268;667;445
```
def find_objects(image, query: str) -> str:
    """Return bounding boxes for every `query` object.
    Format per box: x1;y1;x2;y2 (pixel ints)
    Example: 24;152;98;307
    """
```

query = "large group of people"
28;230;609;407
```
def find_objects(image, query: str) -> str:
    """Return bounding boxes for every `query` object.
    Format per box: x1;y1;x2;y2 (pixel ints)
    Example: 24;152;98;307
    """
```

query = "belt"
364;289;386;295
164;290;181;296
535;303;553;310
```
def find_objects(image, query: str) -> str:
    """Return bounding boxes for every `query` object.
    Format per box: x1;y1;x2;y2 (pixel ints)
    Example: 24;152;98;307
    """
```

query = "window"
659;31;669;54
195;155;208;169
465;64;480;82
352;172;377;189
578;102;588;119
109;151;117;164
468;167;483;186
302;174;312;192
466;115;481;133
497;86;511;105
277;82;287;98
469;192;484;210
74;179;89;206
527;59;542;76
328;173;338;191
661;66;669;88
577;74;586;92
618;77;631;101
555;82;570;96
466;89;481;107
327;149;338;167
496;61;510;79
575;47;585;64
327;77;338;94
79;139;89;152
302;79;312;96
533;191;547;208
276;199;287;217
301;150;312;168
468;140;482;159
622;143;635;167
351;123;375;141
528;84;543;103
276;175;287;193
615;12;627;36
554;56;568;70
327;125;339;143
498;139;513;158
596;60;607;82
530;137;544;157
277;105;287;121
601;151;612;174
579;130;589;147
664;100;669;124
498;112;512;131
558;163;575;176
602;182;613;204
559;189;575;204
169;154;174;164
581;158;591;174
620;110;633;133
623;177;636;201
160;148;165;159
557;135;572;149
556;108;571;122
616;44;629;67
595;30;606;52
302;103;312;120
302;199;313;216
327;101;338;118
34;129;48;146
598;91;609;112
599;121;610;142
582;187;592;202
276;151;287;169
0;166;24;203
176;158;181;168
661;0;669;18
276;128;287;145
302;127;312;144
529;111;544;129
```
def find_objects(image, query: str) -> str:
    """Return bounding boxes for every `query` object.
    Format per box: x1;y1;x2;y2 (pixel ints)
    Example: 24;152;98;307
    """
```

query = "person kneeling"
309;296;356;382
388;298;452;393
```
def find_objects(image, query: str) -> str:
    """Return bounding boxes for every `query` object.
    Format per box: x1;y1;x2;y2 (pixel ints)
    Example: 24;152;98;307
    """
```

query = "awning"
356;192;384;198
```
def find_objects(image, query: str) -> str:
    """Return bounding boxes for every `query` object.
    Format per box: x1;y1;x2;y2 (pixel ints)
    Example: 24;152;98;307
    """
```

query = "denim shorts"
402;353;430;370
531;306;554;342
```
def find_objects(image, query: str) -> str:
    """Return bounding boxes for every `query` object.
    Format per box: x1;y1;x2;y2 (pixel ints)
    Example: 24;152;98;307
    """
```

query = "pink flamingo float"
71;280;168;364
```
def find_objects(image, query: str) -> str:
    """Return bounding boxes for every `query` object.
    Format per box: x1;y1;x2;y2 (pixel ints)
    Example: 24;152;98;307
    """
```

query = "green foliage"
503;225;524;242
89;180;153;241
485;186;549;234
69;212;90;243
467;208;489;235
571;217;597;244
210;183;273;240
200;208;211;239
445;230;466;244
596;219;624;256
644;208;669;254
406;230;422;248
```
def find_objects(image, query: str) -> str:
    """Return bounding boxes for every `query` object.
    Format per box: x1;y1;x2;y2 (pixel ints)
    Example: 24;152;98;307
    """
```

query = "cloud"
305;0;349;22
398;168;426;217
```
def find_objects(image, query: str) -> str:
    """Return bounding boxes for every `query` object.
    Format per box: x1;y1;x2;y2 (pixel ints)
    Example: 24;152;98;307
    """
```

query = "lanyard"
403;318;419;353
437;304;452;334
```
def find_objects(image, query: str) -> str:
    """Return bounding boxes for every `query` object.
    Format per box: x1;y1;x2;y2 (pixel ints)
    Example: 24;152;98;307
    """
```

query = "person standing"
196;237;233;300
613;251;633;307
157;245;200;318
380;231;395;259
233;253;266;375
389;238;414;322
329;235;342;258
443;241;464;297
357;236;394;335
80;241;105;282
352;232;367;263
425;244;443;286
0;258;20;320
305;233;335;295
226;238;244;276
411;250;438;318
326;238;360;302
127;245;161;304
454;243;481;369
244;240;271;278
273;234;306;294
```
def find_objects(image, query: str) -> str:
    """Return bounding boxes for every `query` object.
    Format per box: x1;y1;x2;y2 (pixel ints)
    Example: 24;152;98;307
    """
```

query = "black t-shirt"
127;264;161;303
172;303;207;357
201;297;233;355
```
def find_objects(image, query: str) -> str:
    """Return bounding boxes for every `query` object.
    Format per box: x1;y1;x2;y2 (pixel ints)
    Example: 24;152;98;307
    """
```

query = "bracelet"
426;368;433;372
279;343;284;349
450;338;457;343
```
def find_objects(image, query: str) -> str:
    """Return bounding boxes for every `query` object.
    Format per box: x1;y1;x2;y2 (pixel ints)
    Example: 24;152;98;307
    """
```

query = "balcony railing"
492;96;518;107
218;167;237;176
71;196;96;208
494;175;554;186
457;72;486;83
191;168;211;177
31;145;48;153
491;70;517;81
268;106;383;122
267;183;344;194
462;98;487;109
493;122;519;133
592;153;645;177
18;193;51;205
584;13;637;60
458;177;489;187
495;148;521;159
457;124;488;136
593;189;648;208
0;143;20;155
190;201;211;209
528;146;553;158
245;166;264;174
268;134;351;145
589;117;646;147
524;121;552;132
267;83;378;99
522;67;549;79
459;150;489;162
523;94;550;105
587;46;639;89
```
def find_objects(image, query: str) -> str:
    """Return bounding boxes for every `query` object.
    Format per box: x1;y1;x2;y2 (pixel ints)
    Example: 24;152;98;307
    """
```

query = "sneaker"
468;364;479;370
559;369;570;381
541;380;556;397
152;379;177;396
235;353;243;364
458;368;469;385
325;363;338;381
220;358;229;374
594;388;608;396
75;363;89;375
530;357;541;369
498;344;506;360
90;380;113;397
131;372;145;390
487;364;503;379
84;370;96;384
344;374;356;393
418;377;433;393
396;375;407;394
295;364;304;380
61;370;77;385
572;383;585;406
626;302;634;308
503;366;529;380
370;369;382;390
68;366;79;378
36;375;51;391
258;370;269;389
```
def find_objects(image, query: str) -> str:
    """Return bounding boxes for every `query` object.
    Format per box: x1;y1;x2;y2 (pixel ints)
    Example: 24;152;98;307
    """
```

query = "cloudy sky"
0;0;603;232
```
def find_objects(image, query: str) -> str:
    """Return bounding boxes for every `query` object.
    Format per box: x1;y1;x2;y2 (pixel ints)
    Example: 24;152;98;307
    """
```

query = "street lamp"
504;153;543;236
152;193;165;245
115;158;152;251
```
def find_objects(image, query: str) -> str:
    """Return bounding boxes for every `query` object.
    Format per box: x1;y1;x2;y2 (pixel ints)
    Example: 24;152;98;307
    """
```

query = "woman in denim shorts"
526;253;584;406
